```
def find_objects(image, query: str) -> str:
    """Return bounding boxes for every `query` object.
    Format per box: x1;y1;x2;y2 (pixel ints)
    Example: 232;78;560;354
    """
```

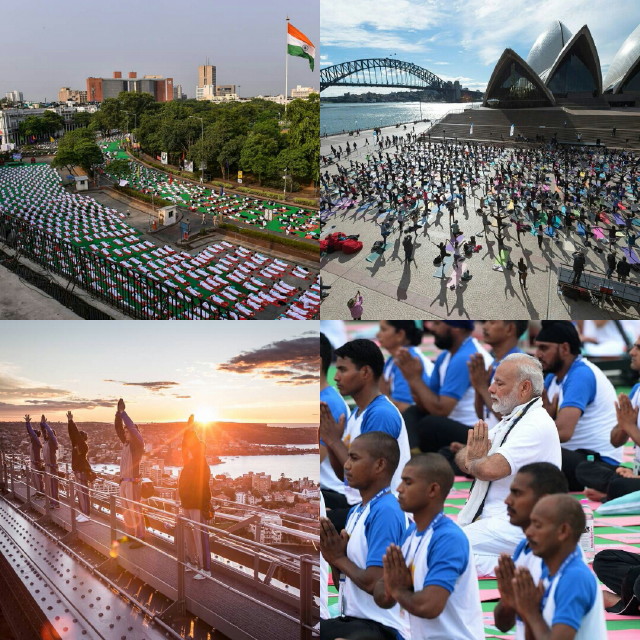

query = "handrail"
1;450;320;639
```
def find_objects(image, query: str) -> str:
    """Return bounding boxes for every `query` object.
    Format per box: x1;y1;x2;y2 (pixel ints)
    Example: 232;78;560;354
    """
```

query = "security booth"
157;205;177;227
74;175;89;191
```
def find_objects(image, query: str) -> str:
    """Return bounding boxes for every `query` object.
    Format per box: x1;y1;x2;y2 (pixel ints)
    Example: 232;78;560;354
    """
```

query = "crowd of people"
23;400;213;579
321;135;640;296
0;164;319;319
103;153;319;239
320;320;640;639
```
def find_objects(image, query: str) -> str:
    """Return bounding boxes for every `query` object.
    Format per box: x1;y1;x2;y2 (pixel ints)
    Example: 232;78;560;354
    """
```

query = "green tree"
107;158;131;180
240;133;279;185
41;111;64;138
91;98;122;137
275;147;310;187
73;111;92;128
18;116;45;139
52;128;103;175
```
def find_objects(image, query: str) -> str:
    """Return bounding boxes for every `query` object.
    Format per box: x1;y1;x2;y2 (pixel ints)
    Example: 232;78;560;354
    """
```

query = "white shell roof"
526;21;573;76
603;23;640;92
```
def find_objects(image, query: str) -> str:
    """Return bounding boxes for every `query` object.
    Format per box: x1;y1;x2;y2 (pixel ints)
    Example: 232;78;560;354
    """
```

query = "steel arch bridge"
320;58;450;94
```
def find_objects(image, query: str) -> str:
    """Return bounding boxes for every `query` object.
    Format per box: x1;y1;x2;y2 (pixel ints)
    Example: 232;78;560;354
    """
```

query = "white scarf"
458;397;541;526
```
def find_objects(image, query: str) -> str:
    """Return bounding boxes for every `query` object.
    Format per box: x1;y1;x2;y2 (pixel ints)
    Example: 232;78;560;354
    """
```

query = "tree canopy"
52;128;103;175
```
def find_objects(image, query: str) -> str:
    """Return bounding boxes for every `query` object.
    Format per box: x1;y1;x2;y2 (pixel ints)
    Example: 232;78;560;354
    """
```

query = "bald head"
405;453;454;498
535;494;585;543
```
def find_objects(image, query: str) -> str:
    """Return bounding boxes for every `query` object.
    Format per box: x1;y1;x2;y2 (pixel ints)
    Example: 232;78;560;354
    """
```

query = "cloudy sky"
0;321;319;423
2;0;319;101
321;0;640;95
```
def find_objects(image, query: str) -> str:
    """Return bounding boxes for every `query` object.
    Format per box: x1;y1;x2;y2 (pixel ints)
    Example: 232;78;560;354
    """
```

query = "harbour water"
95;453;319;482
321;101;479;136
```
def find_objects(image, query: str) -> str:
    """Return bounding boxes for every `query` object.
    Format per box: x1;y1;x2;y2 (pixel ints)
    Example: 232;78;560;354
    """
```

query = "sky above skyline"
321;0;640;96
0;321;319;423
2;0;319;101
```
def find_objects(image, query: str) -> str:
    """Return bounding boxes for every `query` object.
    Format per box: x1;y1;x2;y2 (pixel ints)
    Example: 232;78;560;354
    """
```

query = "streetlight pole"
188;116;204;183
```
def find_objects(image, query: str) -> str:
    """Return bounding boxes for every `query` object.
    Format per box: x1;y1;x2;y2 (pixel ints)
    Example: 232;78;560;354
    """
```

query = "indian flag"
287;23;315;71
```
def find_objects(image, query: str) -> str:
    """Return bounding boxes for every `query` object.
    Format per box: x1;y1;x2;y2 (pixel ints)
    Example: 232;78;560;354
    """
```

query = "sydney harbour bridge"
320;57;460;101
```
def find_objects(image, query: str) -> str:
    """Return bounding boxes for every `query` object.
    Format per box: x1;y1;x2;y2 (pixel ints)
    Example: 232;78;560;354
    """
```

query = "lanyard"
404;511;445;573
540;547;582;611
340;487;391;616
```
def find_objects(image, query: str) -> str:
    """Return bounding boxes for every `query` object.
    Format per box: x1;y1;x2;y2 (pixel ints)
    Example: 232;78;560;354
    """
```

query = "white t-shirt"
342;395;411;505
545;357;621;463
401;515;484;639
340;491;409;637
482;399;562;520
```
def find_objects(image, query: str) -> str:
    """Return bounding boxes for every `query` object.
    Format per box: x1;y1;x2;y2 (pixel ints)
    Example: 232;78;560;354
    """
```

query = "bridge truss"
320;58;449;93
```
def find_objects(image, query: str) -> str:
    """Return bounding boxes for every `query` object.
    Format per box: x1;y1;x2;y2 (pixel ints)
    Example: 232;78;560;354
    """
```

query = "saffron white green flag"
287;23;315;71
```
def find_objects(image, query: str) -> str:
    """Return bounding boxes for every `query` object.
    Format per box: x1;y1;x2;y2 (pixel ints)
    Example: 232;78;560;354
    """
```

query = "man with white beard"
453;353;562;577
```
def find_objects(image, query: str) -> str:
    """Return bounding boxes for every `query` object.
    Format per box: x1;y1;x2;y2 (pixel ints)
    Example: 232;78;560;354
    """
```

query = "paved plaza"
320;120;640;320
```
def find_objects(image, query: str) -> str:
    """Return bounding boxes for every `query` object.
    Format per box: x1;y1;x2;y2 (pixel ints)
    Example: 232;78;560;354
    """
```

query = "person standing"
179;425;212;581
115;398;146;547
374;453;484;640
41;415;59;508
511;495;607;639
517;258;528;289
617;256;631;283
537;224;544;251
347;291;364;321
606;251;617;279
571;250;586;285
67;411;93;521
24;414;44;495
402;234;413;263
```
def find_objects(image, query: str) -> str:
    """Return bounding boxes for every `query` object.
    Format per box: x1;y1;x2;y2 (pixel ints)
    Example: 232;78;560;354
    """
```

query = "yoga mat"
599;212;611;224
433;255;454;278
597;532;640;544
446;262;467;288
632;218;640;227
577;222;586;236
595;516;640;526
613;212;626;225
621;247;640;264
446;233;464;251
593;227;606;240
545;226;556;237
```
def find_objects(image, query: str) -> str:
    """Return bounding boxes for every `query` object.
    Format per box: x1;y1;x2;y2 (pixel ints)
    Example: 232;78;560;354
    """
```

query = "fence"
0;451;319;639
0;212;230;319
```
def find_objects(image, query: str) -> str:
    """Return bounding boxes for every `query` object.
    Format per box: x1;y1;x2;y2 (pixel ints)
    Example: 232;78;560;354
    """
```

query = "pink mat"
594;515;640;526
597;532;640;544
592;226;606;240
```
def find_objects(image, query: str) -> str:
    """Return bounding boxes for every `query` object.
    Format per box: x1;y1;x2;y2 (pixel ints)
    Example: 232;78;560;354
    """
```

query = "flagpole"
285;16;289;114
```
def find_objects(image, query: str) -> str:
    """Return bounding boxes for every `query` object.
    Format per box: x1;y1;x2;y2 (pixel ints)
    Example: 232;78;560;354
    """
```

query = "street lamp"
283;167;289;200
123;111;137;143
188;115;204;183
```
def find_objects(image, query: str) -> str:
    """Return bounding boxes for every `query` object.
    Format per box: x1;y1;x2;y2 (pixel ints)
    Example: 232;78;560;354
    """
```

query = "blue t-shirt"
541;551;597;631
429;337;478;401
384;346;432;405
320;385;350;446
400;516;470;592
544;358;596;414
353;393;403;439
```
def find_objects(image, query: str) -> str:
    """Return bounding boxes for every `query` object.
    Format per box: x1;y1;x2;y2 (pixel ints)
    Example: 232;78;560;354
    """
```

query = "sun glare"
194;406;218;424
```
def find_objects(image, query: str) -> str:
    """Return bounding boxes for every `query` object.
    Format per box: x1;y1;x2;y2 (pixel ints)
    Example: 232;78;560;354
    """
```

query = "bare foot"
117;398;125;413
584;487;607;502
602;590;621;609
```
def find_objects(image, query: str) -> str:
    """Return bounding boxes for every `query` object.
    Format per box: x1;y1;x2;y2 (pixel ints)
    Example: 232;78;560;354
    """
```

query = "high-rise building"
290;85;315;99
251;472;272;493
58;87;87;103
86;71;173;103
198;64;216;89
196;63;217;102
5;90;23;103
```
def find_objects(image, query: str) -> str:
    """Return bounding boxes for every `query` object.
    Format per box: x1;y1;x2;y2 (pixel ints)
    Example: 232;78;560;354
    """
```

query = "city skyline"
0;321;319;423
321;0;640;95
2;0;319;101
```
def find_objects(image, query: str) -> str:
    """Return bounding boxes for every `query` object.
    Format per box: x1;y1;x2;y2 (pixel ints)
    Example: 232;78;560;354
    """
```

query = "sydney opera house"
484;21;640;108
